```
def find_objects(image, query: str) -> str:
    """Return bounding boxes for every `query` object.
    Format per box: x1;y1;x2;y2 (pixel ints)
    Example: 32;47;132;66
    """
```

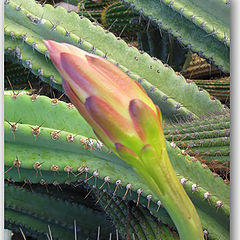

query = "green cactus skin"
5;180;178;240
5;182;115;240
4;92;229;239
137;29;189;72
4;0;227;121
164;113;230;163
122;0;230;73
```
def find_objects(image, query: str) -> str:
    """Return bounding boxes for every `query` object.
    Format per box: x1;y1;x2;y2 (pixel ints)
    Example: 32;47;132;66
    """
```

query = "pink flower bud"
44;40;165;155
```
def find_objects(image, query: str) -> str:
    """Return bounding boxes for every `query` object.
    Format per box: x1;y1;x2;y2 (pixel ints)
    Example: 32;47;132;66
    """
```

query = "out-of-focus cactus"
122;0;230;73
44;40;204;239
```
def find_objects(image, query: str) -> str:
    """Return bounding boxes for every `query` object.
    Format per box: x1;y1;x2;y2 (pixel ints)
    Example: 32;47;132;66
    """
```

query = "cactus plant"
101;1;146;34
122;0;230;73
137;30;189;72
5;181;116;239
4;0;230;239
5;180;183;240
4;0;227;122
5;91;230;239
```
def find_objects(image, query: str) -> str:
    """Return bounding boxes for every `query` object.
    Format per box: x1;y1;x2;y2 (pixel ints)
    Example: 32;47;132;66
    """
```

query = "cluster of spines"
4;0;227;121
121;0;230;73
95;190;179;240
4;91;229;239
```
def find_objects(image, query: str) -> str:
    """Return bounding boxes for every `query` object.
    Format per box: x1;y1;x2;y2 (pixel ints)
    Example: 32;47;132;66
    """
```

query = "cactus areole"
44;40;204;240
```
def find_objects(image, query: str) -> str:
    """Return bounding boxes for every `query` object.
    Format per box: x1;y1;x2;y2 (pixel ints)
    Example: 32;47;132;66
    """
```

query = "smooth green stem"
137;149;204;240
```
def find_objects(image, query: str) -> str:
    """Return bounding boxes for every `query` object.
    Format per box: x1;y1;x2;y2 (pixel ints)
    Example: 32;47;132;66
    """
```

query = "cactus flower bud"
44;40;204;240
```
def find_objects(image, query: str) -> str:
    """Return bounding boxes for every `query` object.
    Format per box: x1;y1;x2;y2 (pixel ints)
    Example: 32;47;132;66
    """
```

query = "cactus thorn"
33;161;43;177
64;166;73;178
53;181;62;191
122;184;132;200
95;189;107;205
31;122;45;140
112;180;122;196
21;179;32;192
136;188;143;207
4;156;21;178
51;92;65;105
84;185;96;199
146;195;152;209
6;77;19;99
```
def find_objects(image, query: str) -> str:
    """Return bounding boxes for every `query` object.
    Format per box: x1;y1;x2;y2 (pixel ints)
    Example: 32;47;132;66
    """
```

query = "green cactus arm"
5;182;115;239
122;0;230;73
5;0;226;120
164;113;230;163
4;62;38;89
4;92;230;204
4;93;95;136
4;92;229;239
5;91;230;174
5;208;80;240
4;128;229;239
5;180;179;240
138;29;189;72
173;0;229;42
95;191;180;239
4;35;62;90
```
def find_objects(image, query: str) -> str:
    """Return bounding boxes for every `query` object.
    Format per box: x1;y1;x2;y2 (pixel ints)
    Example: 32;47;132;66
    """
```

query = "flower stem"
137;148;204;240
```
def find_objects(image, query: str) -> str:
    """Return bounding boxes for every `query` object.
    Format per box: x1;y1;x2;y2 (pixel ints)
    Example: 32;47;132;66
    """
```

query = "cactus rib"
4;0;227;121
